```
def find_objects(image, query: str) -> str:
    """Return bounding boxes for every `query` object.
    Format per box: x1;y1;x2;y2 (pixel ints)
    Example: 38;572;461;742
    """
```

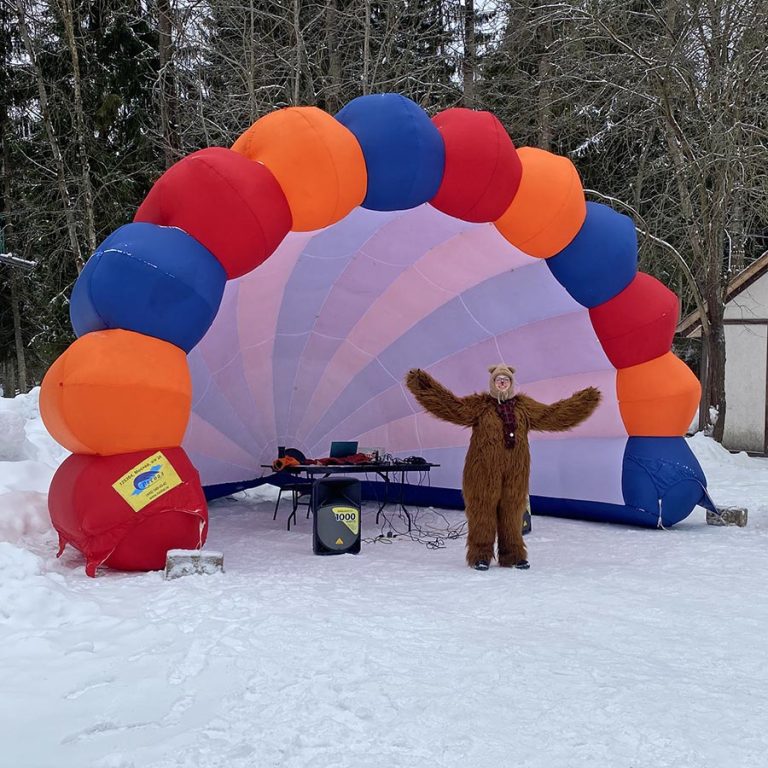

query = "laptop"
329;440;358;458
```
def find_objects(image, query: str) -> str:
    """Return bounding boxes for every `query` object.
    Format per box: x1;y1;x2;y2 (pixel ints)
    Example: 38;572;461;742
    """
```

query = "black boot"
474;560;490;571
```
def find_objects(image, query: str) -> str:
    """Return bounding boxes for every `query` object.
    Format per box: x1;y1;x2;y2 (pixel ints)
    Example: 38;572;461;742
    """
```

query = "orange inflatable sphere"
494;147;586;258
232;106;367;232
617;353;701;436
40;330;192;455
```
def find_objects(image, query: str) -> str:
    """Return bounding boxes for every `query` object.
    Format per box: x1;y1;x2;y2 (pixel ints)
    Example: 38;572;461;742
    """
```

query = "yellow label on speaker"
335;537;344;545
112;451;182;512
332;506;359;535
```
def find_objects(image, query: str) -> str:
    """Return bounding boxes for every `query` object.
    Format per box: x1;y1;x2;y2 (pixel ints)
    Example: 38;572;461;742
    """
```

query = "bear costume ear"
488;363;516;375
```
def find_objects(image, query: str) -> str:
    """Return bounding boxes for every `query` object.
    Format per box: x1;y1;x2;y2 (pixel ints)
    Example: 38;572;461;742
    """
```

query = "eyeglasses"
494;376;511;384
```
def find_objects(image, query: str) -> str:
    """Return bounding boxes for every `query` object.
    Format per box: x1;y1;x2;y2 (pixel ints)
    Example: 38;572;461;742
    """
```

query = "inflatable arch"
41;94;712;575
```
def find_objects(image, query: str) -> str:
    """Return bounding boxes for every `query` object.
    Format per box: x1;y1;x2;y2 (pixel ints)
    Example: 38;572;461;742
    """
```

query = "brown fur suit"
406;367;601;568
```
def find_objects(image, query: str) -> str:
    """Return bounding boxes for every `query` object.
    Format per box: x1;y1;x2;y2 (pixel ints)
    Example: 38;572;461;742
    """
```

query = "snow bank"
688;431;768;515
0;543;91;629
687;431;756;468
232;483;279;502
0;389;68;544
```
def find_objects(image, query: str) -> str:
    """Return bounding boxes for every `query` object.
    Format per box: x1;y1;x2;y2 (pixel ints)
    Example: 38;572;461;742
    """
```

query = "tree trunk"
1;150;28;394
291;0;302;104
58;0;96;253
462;0;475;107
0;18;27;394
9;272;27;393
362;0;371;95
157;0;179;168
247;0;256;122
729;200;746;273
701;234;728;440
702;311;727;442
325;0;342;112
2;360;17;399
632;124;656;212
14;0;84;271
536;19;553;151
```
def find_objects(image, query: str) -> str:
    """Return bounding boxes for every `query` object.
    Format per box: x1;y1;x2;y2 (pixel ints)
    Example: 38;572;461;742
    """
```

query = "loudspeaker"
312;476;362;556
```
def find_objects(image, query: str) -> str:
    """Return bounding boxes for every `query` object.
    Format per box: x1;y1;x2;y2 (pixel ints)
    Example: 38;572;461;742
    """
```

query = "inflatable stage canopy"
40;94;713;575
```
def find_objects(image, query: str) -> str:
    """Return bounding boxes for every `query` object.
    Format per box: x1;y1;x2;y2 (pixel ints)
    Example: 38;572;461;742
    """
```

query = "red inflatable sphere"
135;147;292;279
49;447;208;577
430;108;522;223
590;272;679;369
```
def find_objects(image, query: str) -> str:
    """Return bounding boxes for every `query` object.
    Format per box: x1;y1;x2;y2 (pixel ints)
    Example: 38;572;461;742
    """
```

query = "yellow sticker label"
335;537;344;545
332;506;359;535
112;451;183;512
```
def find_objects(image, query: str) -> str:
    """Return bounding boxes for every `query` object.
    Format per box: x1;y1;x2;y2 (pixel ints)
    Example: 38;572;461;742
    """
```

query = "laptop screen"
329;440;358;458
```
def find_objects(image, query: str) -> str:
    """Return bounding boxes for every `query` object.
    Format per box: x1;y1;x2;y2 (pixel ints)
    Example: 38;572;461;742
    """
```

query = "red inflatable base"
49;447;208;577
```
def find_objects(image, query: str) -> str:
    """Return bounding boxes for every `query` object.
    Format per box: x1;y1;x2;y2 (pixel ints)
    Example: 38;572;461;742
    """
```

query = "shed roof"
677;250;768;337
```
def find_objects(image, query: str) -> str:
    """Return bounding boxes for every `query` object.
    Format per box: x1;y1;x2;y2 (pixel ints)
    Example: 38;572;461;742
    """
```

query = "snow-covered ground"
2;392;767;768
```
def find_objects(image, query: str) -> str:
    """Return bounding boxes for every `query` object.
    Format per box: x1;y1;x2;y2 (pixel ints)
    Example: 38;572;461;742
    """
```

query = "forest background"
1;0;767;441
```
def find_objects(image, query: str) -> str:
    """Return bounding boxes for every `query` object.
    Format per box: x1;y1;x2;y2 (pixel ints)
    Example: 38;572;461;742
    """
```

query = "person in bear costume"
405;365;601;570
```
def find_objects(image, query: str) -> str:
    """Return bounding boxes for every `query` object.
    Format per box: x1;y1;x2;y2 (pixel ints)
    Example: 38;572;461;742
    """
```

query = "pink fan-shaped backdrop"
184;205;627;505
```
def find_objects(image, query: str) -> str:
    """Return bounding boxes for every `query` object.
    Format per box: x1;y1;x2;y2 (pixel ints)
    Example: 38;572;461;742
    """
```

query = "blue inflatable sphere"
335;93;445;211
70;223;226;352
547;202;637;308
622;437;710;526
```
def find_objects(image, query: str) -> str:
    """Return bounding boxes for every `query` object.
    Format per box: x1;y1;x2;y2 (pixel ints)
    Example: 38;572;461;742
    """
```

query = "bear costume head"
488;364;516;402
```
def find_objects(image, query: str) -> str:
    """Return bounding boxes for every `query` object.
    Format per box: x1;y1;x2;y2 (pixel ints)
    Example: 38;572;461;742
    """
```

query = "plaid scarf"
495;397;518;449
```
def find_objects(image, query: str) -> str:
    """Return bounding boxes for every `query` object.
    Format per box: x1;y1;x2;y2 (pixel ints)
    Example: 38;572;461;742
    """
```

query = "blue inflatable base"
204;473;712;529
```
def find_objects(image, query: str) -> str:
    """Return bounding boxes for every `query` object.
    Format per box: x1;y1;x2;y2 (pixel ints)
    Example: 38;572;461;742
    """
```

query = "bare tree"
157;0;181;166
55;0;96;252
0;138;28;393
574;0;768;441
462;0;476;106
0;0;27;393
482;0;768;443
535;14;553;150
14;0;84;271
